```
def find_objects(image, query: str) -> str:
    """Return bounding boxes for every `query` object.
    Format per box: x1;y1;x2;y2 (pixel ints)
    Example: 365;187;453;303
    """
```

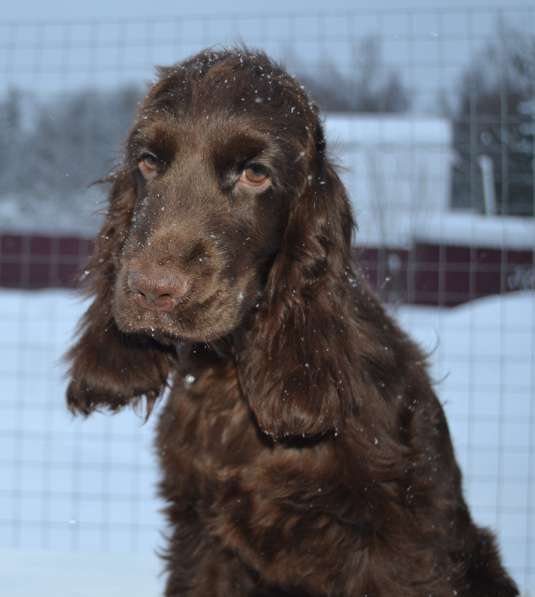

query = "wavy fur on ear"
236;126;360;439
65;172;173;416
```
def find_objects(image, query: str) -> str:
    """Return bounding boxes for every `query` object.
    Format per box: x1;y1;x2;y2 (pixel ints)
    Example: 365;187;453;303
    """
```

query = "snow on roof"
0;191;104;238
324;113;452;146
413;211;535;250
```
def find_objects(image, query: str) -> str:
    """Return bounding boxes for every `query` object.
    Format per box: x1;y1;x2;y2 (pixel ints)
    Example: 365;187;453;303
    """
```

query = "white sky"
1;1;533;111
1;0;530;22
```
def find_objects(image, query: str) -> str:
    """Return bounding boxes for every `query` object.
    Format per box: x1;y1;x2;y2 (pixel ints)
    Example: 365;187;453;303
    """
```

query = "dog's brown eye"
138;153;160;180
240;164;270;188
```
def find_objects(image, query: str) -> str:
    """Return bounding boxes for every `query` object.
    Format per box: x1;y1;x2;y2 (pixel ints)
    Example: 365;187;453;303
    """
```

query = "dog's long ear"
236;123;358;440
65;171;174;416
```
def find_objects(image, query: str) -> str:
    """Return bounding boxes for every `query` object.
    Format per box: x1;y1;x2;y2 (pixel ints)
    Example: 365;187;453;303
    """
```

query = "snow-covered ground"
0;289;533;596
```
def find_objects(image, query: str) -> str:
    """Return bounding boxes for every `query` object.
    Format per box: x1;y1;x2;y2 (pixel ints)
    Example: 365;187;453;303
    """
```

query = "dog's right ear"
235;122;357;440
65;171;174;417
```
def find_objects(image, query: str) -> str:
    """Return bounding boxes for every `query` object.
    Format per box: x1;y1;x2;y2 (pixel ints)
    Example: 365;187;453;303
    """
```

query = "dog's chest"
155;367;365;589
156;365;268;496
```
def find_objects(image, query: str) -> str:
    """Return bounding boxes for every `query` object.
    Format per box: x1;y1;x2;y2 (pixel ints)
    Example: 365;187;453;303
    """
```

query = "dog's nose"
127;269;190;312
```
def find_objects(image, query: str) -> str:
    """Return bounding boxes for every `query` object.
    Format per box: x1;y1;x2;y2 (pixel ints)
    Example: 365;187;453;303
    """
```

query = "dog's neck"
174;338;232;376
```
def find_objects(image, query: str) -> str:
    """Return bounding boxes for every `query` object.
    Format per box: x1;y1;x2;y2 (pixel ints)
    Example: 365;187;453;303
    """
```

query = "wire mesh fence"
0;6;534;594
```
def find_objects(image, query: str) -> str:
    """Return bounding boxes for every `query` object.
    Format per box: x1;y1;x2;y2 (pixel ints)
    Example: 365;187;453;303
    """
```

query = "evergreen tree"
291;36;412;113
451;21;535;216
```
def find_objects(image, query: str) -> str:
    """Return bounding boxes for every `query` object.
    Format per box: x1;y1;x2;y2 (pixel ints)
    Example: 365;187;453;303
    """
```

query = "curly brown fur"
65;48;518;596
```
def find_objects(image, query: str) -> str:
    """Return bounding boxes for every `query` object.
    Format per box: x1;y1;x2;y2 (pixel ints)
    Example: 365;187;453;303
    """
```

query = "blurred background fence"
0;6;534;594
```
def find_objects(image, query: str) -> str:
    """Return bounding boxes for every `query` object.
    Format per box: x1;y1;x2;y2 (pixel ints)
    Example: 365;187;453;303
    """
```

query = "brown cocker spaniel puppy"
66;48;518;596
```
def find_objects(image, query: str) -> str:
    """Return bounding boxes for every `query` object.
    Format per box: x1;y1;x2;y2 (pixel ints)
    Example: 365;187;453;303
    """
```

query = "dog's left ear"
236;123;358;440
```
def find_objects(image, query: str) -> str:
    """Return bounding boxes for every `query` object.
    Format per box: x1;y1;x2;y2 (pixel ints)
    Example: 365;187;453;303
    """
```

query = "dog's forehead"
145;51;315;126
131;50;319;163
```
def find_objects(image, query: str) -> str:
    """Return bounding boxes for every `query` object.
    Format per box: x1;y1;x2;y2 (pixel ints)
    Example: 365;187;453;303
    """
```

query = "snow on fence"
1;289;533;594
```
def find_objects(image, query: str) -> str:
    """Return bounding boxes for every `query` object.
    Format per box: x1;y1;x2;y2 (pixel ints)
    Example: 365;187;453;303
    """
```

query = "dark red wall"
0;234;93;289
357;244;534;306
1;232;533;306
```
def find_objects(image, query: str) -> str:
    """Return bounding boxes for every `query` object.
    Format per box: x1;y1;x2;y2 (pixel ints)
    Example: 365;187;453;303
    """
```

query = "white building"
325;113;535;252
324;114;453;248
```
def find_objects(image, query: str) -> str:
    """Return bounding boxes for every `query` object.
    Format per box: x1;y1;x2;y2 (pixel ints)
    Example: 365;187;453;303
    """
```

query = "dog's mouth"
111;252;263;343
112;282;246;343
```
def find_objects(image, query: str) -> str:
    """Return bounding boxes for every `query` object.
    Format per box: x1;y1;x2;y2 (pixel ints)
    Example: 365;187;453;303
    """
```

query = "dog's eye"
239;164;270;188
138;152;161;180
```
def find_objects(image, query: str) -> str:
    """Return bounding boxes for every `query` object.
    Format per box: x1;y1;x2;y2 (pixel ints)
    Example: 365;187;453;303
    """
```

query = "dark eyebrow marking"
212;133;270;173
128;122;178;164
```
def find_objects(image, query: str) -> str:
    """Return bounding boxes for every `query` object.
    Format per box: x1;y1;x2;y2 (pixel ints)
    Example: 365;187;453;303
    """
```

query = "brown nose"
127;268;190;312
